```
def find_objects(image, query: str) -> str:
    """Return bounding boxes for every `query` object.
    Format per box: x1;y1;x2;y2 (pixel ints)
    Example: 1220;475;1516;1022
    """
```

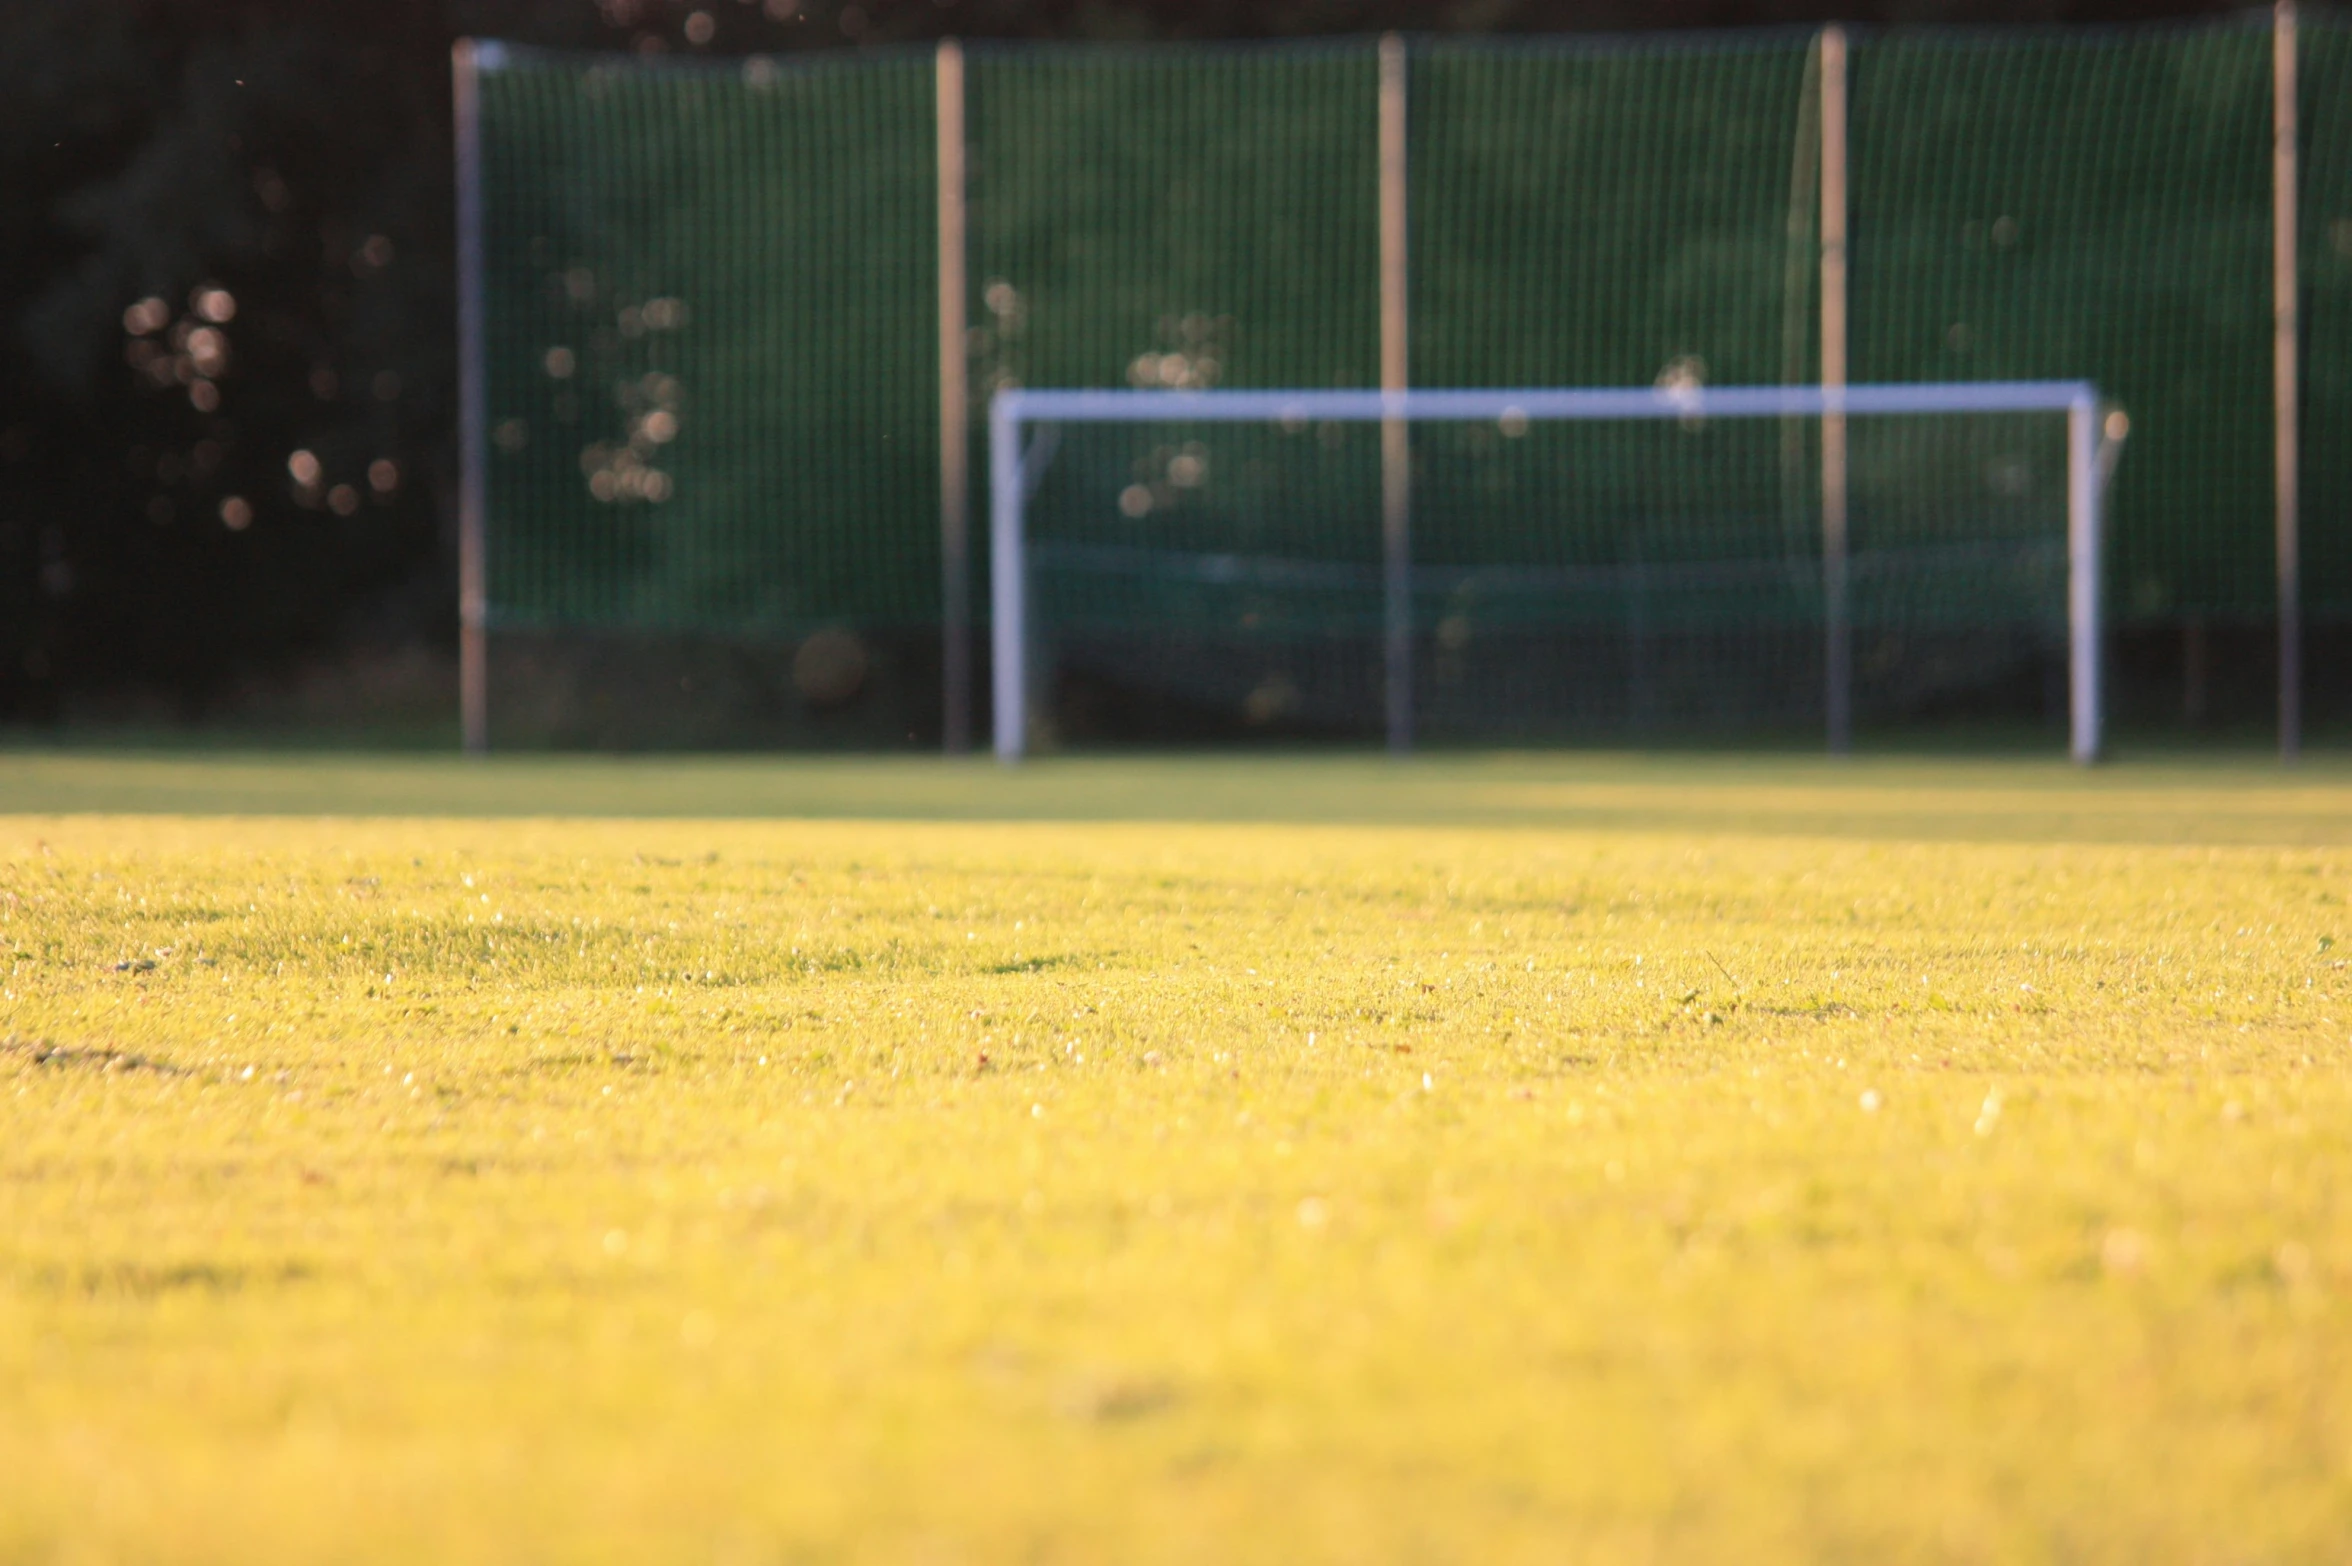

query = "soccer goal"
990;383;2115;763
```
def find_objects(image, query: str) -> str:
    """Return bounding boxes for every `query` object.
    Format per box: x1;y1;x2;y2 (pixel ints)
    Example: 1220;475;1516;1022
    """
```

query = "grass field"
3;750;2350;1563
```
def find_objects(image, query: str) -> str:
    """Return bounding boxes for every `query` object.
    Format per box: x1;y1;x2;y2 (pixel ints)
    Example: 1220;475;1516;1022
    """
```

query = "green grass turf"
2;751;2349;1563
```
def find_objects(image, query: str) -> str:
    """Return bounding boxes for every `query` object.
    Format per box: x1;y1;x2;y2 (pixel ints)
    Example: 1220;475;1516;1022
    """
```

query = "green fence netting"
2306;13;2352;623
965;45;1377;732
1414;36;1834;734
479;48;936;634
1851;21;2273;625
964;44;1380;401
1008;35;2064;737
470;16;2347;740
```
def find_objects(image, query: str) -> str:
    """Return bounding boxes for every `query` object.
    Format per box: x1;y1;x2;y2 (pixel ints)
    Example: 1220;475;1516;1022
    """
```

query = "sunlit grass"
2;755;2349;1562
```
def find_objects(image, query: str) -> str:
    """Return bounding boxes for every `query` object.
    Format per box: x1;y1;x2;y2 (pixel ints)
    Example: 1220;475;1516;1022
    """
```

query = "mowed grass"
3;752;2351;1564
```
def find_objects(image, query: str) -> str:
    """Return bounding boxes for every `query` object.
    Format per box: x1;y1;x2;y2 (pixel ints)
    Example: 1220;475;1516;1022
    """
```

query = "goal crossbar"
990;382;2106;763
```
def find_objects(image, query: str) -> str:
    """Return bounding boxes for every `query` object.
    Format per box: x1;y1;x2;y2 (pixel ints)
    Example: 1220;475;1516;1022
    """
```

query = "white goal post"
990;382;2113;764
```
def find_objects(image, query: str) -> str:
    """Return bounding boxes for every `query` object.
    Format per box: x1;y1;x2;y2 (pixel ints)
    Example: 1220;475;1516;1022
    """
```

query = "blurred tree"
0;0;2242;724
1;3;461;721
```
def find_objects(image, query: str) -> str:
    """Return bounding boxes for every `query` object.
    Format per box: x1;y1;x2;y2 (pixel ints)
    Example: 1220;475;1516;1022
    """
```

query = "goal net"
990;384;2107;760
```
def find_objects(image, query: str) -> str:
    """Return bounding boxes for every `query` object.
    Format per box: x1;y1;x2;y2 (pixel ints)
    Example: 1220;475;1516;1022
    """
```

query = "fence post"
454;39;489;758
1379;33;1412;756
1819;25;1851;756
938;39;972;755
2276;0;2302;762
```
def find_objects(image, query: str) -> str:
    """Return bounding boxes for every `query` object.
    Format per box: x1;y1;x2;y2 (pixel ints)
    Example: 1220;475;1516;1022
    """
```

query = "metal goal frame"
990;381;2110;764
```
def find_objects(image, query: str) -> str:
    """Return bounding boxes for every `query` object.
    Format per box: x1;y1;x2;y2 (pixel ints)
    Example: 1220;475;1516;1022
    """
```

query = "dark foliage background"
0;0;2242;728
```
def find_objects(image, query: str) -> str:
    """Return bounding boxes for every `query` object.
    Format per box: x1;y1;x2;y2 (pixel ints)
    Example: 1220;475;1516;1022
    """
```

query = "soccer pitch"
2;751;2348;1563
